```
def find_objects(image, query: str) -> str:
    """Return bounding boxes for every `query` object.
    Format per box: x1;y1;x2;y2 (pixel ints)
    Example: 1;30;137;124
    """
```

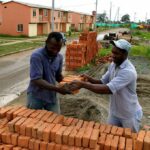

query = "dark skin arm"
81;74;103;84
32;78;71;94
69;80;112;94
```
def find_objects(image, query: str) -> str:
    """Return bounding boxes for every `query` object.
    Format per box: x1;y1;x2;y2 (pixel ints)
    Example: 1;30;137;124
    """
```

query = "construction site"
0;27;149;149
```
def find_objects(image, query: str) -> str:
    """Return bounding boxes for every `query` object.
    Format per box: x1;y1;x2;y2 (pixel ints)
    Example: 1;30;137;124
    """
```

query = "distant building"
0;0;95;37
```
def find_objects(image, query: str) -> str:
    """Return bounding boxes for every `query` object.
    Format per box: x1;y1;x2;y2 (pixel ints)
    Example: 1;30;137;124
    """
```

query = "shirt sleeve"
101;70;110;84
107;69;135;94
55;55;63;78
30;54;43;80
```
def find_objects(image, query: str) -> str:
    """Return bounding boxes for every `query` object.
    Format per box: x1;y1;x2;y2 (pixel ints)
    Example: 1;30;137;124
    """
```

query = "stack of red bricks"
65;31;99;71
0;106;149;150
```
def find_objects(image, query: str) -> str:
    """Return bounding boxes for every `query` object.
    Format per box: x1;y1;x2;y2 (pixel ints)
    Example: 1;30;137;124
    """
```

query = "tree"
147;19;150;24
121;14;130;23
97;12;108;23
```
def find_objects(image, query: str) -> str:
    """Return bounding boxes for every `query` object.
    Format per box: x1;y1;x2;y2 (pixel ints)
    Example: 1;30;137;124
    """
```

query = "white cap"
110;39;131;52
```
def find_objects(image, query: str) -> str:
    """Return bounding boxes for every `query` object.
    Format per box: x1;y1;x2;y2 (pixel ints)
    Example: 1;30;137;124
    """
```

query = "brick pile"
0;106;149;150
65;31;99;71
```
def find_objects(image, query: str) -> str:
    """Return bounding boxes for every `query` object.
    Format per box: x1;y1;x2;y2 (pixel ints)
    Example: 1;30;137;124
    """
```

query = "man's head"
110;39;131;66
46;32;63;57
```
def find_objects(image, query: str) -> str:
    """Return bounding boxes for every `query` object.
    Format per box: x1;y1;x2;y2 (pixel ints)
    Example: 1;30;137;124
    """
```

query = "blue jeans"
27;93;60;114
107;109;143;132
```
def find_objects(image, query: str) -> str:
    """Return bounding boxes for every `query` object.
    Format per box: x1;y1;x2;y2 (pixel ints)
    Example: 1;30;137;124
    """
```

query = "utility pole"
94;0;98;30
109;1;112;23
51;0;55;32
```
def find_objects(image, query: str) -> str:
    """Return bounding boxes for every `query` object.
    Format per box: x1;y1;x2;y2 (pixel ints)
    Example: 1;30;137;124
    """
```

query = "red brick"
23;109;35;118
47;142;55;149
62;126;74;145
17;109;29;117
43;123;55;142
135;130;146;150
53;115;64;124
124;128;132;138
13;107;26;118
6;132;12;144
28;138;35;150
40;141;48;150
64;117;74;126
68;127;78;146
34;140;40;150
110;136;119;150
6;106;22;121
82;121;89;128
89;129;99;149
36;110;47;120
98;133;107;150
29;110;41;118
41;111;53;122
61;145;69;150
70;118;79;126
13;147;22;150
47;113;58;123
25;118;40;137
116;127;124;136
1;131;8;143
0;127;6;142
31;121;43;138
20;118;32;136
0;106;12;118
87;121;95;128
118;137;125;150
55;126;67;144
104;134;113;150
104;125;112;134
82;127;93;147
75;127;86;147
99;124;106;133
76;120;83;129
55;144;61;150
11;133;18;146
126;138;132;150
14;118;26;133
8;117;21;132
3;144;14;150
94;122;101;129
144;132;150;150
18;136;30;148
111;126;118;135
50;124;62;142
37;122;48;140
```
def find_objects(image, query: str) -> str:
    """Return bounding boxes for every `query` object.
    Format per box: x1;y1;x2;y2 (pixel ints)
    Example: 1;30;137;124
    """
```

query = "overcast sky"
2;0;150;22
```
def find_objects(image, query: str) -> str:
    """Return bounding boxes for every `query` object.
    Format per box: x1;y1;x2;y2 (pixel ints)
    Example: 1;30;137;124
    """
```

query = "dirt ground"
9;55;150;128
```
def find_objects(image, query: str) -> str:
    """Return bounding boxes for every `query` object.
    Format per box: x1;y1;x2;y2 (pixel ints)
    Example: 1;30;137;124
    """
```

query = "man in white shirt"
69;39;143;132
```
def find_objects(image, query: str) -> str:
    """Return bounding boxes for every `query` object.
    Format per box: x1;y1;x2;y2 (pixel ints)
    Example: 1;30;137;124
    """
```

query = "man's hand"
56;85;72;95
80;74;92;82
68;80;83;91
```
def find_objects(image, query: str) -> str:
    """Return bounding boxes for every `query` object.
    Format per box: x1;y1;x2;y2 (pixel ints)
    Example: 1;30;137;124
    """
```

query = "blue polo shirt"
101;59;142;119
27;47;63;103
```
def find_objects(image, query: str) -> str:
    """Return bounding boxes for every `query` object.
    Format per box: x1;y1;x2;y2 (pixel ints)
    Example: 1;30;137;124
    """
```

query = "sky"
2;0;150;22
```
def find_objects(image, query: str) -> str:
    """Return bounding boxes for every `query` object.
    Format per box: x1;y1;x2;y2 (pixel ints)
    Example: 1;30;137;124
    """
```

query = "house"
0;0;95;37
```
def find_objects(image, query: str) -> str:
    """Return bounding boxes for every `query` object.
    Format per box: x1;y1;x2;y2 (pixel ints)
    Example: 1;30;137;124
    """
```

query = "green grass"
76;63;93;73
97;47;112;57
130;45;150;58
132;30;150;40
0;41;44;55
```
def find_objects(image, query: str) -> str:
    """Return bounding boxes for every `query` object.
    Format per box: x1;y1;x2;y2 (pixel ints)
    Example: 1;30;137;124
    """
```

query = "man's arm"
32;79;70;94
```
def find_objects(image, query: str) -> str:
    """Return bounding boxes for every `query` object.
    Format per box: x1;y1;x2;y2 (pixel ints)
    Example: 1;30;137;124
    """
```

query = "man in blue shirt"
69;39;143;132
27;32;70;113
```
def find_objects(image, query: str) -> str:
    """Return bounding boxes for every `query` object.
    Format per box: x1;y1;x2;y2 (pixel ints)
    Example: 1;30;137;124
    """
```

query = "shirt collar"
113;59;129;69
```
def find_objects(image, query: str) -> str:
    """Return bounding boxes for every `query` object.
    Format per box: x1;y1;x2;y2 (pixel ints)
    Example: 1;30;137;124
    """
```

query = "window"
44;9;48;16
58;12;60;18
17;24;23;32
33;9;36;17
